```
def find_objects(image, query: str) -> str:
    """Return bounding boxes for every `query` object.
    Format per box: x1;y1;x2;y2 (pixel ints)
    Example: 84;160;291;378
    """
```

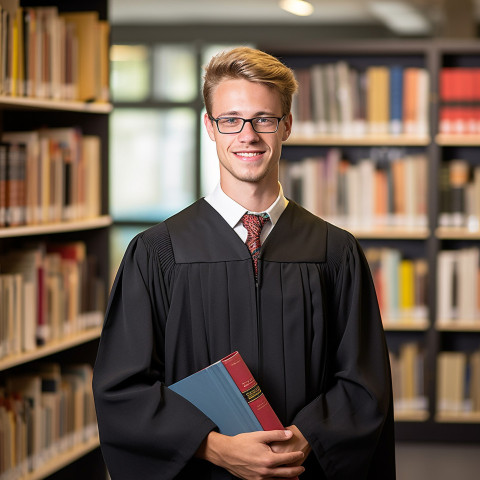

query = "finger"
268;450;304;467
249;429;293;443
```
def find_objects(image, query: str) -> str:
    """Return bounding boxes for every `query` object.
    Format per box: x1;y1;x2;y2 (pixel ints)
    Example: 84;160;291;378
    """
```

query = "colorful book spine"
1;128;102;227
389;65;403;135
365;248;428;326
1;362;97;479
439;67;480;135
221;351;284;432
0;241;105;360
389;342;427;415
169;351;284;436
437;247;480;325
0;4;109;101
280;149;428;230
290;60;428;137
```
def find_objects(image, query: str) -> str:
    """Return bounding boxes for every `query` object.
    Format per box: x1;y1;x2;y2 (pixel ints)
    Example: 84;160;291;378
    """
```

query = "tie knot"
241;212;269;237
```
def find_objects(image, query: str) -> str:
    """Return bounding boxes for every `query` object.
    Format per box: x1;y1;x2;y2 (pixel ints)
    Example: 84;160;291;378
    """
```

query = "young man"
93;47;396;479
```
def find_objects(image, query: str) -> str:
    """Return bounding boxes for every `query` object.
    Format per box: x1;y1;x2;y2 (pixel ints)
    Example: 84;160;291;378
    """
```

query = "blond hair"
203;47;298;116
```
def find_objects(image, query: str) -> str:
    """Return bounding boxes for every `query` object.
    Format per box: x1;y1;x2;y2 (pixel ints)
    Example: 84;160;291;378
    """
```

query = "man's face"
204;78;292;190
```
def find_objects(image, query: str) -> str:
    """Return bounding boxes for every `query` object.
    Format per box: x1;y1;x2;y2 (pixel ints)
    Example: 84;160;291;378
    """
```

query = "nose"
238;119;260;142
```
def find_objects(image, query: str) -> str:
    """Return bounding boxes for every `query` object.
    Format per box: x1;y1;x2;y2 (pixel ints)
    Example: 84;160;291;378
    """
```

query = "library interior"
1;0;480;478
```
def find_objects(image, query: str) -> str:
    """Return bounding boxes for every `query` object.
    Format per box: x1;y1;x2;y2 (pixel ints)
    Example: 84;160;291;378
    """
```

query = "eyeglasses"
209;115;285;134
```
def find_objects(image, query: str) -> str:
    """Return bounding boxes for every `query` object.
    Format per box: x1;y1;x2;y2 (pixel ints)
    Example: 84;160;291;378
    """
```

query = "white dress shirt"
204;183;289;244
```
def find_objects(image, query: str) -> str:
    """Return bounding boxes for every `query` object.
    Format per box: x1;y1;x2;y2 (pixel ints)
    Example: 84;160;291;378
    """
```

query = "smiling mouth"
235;152;263;158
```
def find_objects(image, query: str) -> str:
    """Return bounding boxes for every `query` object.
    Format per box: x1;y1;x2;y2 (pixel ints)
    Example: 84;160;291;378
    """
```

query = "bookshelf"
286;133;430;146
0;1;110;479
264;39;480;442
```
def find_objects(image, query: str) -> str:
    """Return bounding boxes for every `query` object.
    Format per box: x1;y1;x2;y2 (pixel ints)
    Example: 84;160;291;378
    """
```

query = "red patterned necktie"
241;212;269;278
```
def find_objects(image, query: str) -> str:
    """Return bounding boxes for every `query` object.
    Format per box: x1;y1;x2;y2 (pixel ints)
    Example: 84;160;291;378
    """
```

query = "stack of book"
280;149;428;230
0;362;97;479
0;3;109;102
0;127;101;227
0;241;105;360
292;61;429;138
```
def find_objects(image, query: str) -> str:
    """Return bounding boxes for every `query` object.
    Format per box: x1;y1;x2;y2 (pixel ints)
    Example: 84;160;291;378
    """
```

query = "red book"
221;351;284;431
169;351;284;434
170;352;299;479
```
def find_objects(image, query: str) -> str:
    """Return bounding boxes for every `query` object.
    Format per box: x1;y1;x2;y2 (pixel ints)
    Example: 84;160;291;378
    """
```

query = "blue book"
389;65;403;135
169;351;283;436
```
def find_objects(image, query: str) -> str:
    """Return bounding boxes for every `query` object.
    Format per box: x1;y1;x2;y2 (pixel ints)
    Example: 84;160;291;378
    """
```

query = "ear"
204;113;216;141
282;112;293;141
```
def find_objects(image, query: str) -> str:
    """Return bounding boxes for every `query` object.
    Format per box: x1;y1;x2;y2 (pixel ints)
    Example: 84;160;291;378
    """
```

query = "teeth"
237;152;261;157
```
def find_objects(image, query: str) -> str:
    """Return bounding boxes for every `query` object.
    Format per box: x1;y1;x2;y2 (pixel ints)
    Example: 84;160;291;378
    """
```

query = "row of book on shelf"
437;247;480;325
439;67;480;135
390;343;480;419
0;241;105;361
437;350;480;417
362;245;480;327
0;2;109;102
0;362;97;480
281;151;480;233
0;127;101;228
439;159;480;231
365;248;428;327
390;342;427;415
292;61;429;137
280;148;428;231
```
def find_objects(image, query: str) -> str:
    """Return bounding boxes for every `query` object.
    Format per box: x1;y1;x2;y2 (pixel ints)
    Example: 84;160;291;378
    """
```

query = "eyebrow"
215;111;279;117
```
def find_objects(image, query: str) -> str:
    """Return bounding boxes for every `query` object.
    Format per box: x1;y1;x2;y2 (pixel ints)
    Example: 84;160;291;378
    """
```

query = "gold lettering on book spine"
242;383;263;403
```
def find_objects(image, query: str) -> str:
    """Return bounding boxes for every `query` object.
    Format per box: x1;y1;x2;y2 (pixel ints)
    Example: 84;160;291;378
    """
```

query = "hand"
196;429;305;479
269;425;311;467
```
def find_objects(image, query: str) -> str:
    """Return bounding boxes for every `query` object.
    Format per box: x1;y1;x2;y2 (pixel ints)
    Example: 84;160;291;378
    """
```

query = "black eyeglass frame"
208;114;286;134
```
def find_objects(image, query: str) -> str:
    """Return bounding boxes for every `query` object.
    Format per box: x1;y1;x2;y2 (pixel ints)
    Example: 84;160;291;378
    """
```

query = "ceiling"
109;0;480;34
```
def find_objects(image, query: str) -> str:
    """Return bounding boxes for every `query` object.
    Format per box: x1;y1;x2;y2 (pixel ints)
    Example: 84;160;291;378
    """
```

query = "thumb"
254;429;293;443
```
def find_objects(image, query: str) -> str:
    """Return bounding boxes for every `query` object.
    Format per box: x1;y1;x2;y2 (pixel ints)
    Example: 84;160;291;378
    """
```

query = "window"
110;108;196;221
110;45;150;101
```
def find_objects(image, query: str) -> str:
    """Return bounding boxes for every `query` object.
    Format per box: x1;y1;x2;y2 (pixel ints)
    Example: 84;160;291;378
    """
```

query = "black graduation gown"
92;199;396;480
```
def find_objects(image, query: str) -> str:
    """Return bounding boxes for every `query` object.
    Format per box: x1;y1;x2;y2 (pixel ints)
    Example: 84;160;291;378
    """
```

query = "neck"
220;178;279;212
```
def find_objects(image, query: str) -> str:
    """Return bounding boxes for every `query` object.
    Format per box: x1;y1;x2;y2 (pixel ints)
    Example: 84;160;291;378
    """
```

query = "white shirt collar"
204;183;288;229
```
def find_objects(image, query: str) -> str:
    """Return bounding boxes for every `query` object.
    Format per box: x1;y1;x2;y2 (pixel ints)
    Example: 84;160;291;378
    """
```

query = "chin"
236;170;269;184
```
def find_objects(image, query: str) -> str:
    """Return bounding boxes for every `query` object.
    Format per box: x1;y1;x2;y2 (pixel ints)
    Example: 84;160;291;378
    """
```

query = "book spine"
389;65;403;135
221;352;284;431
2;363;97;479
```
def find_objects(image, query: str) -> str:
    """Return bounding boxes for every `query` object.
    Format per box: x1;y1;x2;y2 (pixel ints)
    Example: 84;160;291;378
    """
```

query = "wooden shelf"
436;412;480;423
286;133;430;147
384;319;429;331
0;95;112;113
436;134;480;146
436;321;480;332
395;410;429;422
0;216;112;238
20;435;100;480
351;226;430;239
436;226;480;239
0;327;102;371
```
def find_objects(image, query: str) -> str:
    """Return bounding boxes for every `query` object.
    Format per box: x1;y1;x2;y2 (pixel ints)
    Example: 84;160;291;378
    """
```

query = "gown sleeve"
92;228;217;480
292;231;396;480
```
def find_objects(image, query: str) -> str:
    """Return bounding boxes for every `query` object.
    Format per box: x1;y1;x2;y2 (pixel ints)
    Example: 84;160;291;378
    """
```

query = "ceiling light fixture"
368;1;431;35
279;0;314;17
